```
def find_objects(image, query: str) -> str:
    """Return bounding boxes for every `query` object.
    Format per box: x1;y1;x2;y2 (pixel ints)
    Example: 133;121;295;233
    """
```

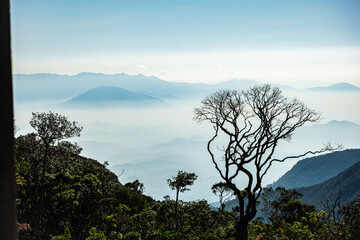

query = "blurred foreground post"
0;0;17;239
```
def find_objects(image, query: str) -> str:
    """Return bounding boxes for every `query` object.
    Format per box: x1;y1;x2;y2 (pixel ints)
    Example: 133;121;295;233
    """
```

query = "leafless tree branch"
194;84;340;240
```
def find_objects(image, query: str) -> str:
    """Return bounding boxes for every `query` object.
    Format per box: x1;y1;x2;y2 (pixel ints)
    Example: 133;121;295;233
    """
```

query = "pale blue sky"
11;0;360;86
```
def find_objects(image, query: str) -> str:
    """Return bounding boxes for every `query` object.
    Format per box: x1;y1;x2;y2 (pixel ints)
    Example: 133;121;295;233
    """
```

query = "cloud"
215;64;237;75
137;64;148;69
215;65;226;70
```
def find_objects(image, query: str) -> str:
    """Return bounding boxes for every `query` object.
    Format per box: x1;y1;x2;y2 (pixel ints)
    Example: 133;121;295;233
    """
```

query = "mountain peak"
326;120;358;127
75;72;105;76
306;82;360;92
65;86;164;108
329;82;360;90
70;86;160;101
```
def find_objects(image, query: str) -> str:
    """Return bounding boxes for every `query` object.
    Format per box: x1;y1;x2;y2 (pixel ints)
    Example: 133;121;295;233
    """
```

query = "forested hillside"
15;132;153;239
298;161;360;210
221;149;360;219
270;149;360;189
15;131;241;239
15;111;360;240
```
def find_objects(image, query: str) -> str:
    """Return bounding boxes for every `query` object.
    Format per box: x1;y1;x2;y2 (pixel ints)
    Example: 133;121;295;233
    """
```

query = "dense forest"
15;112;359;240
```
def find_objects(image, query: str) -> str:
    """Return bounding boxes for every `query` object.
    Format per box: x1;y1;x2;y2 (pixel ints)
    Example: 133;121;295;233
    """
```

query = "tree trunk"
0;1;17;239
175;188;179;231
221;203;225;213
37;145;49;240
235;218;249;240
233;192;255;240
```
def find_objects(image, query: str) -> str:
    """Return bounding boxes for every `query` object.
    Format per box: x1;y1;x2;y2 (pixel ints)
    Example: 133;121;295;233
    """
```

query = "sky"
11;0;360;87
11;0;360;201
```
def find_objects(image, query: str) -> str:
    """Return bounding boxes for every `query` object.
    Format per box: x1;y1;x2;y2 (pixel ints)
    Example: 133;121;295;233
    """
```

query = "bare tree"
194;85;338;240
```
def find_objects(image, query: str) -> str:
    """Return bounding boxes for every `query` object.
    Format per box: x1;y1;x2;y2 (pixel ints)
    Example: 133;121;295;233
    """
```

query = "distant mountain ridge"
216;148;360;212
13;73;267;102
305;82;360;92
14;72;359;102
13;73;209;101
269;149;360;189
298;161;360;209
65;86;164;108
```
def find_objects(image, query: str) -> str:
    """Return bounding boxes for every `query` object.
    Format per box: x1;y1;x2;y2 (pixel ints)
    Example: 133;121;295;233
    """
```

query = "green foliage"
262;187;316;225
167;170;198;193
86;227;107;240
30;111;83;145
51;222;72;240
341;199;360;239
15;128;153;239
16;112;357;240
124;231;141;240
126;199;236;240
211;182;233;211
250;187;351;240
124;179;145;194
167;170;198;231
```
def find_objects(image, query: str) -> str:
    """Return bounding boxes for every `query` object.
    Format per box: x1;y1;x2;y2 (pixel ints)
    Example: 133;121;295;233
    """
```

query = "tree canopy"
30;111;83;146
167;170;198;193
212;182;233;212
167;170;198;231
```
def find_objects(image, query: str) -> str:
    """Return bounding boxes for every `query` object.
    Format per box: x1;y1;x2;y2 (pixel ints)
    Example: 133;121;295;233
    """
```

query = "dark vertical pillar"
0;0;17;239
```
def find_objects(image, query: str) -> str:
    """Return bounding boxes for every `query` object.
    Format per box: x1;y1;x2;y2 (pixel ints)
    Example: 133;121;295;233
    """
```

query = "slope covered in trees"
17;132;360;239
15;130;241;239
15;132;153;239
298;161;360;210
270;149;360;189
225;149;360;212
15;111;360;239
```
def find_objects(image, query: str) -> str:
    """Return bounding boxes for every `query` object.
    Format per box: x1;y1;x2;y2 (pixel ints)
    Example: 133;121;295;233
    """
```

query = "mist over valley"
14;73;360;202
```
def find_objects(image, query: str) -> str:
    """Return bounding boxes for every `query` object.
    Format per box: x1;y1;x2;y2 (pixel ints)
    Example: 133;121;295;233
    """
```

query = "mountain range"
13;72;360;202
97;120;360;202
219;149;360;212
305;82;360;92
13;73;360;103
269;149;360;189
64;86;165;108
298;160;360;209
13;73;209;101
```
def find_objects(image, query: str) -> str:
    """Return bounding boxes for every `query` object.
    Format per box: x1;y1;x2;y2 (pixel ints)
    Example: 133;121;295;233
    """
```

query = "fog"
285;91;360;124
14;91;360;203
